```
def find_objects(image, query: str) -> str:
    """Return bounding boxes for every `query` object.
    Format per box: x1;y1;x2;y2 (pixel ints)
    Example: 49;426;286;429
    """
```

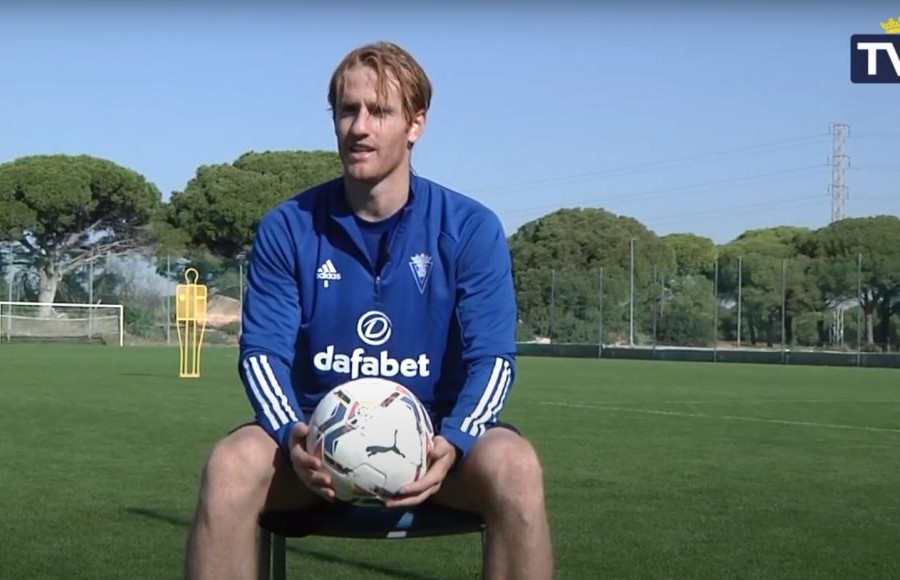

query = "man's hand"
288;422;336;502
384;435;458;508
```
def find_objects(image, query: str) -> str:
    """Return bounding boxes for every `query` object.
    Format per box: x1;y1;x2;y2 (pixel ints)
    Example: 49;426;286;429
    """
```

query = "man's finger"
396;477;432;498
297;453;321;469
308;471;332;486
295;469;336;501
396;457;451;497
290;423;310;445
429;440;448;457
384;484;438;508
314;487;337;503
427;437;458;465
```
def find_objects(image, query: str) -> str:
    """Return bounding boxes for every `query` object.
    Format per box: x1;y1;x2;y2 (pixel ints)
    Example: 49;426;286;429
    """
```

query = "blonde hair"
328;41;432;124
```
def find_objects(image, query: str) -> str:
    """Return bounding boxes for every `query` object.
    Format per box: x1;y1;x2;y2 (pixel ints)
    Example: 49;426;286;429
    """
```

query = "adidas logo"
316;259;341;288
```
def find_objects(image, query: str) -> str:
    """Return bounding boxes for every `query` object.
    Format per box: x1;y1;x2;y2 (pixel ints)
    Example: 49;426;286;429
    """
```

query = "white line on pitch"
555;398;900;406
541;401;900;434
659;399;900;405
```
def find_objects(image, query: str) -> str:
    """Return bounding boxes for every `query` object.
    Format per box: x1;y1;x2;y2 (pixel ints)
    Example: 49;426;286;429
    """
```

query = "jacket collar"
325;172;425;269
326;172;423;218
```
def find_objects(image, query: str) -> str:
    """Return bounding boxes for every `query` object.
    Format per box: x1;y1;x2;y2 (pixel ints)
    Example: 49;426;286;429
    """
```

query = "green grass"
1;344;898;579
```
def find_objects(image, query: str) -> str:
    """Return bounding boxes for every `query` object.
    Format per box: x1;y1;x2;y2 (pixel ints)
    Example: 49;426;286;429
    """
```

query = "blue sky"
2;2;898;245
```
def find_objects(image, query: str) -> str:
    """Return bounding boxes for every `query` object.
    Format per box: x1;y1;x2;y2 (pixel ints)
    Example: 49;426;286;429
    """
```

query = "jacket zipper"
371;205;407;301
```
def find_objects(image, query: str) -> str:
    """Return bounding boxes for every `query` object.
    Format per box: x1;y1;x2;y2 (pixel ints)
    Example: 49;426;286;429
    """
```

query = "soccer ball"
306;377;434;505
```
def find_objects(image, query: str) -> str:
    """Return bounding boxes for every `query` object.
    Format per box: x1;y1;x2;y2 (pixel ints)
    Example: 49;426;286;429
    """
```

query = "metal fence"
1;252;246;346
515;254;894;354
1;249;896;353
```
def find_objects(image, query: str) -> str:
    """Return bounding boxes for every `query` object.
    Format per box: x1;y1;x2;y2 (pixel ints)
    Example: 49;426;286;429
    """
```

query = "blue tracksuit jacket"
238;173;517;460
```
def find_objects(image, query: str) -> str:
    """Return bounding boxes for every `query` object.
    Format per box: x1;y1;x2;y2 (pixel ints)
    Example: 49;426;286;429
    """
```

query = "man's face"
334;64;424;185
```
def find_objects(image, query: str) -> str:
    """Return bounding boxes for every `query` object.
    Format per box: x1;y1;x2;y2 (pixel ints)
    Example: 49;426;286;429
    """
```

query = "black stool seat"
259;502;485;540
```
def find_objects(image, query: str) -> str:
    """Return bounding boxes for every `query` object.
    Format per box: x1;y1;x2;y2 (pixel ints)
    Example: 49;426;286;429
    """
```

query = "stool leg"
480;528;488;576
273;534;286;580
257;527;271;580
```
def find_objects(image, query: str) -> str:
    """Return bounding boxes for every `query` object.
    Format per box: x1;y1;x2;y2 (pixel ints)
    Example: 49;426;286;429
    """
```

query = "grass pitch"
0;344;898;579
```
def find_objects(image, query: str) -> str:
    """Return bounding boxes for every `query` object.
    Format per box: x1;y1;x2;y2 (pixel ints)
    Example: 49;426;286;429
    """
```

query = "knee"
479;433;546;511
496;438;544;488
199;430;275;507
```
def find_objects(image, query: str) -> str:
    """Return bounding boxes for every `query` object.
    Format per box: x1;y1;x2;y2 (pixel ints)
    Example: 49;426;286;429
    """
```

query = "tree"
715;226;816;347
797;216;900;349
651;233;720;347
164;150;344;259
799;254;860;347
0;155;162;314
656;275;716;347
508;207;675;344
661;233;717;277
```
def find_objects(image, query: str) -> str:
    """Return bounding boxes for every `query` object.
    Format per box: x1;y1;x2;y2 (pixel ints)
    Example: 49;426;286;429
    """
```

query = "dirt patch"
206;294;241;328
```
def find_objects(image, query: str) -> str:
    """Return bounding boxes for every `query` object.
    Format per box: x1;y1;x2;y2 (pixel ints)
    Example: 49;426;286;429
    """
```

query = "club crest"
408;253;433;294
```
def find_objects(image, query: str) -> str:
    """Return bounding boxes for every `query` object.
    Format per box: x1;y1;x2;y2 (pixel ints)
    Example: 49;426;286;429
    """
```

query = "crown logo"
881;16;900;33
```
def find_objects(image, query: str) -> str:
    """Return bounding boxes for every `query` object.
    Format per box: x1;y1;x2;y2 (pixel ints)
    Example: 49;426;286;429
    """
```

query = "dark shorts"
230;417;522;493
483;421;520;436
230;417;521;467
231;417;520;440
242;407;520;437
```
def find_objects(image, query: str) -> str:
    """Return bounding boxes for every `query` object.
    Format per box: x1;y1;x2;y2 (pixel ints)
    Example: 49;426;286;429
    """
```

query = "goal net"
0;301;124;346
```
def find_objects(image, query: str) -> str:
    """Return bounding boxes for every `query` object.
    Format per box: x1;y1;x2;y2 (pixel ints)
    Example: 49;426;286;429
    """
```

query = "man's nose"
349;110;372;134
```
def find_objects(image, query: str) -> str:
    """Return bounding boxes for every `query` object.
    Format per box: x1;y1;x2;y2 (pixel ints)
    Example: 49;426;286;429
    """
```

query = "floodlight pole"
781;259;787;363
856;253;862;366
598;267;604;358
166;254;172;345
549;269;556;344
629;238;635;347
713;258;719;362
737;256;742;348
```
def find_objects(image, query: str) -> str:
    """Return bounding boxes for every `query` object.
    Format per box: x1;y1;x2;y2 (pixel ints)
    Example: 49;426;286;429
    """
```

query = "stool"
257;502;486;580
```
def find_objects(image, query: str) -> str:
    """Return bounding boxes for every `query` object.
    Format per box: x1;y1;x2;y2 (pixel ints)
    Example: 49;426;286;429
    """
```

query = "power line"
850;164;900;172
642;195;824;227
498;164;827;220
469;133;830;194
643;193;896;228
850;194;900;201
849;133;900;140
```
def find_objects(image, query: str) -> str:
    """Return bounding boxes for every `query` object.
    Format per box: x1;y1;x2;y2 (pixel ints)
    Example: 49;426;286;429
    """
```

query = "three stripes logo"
316;259;341;288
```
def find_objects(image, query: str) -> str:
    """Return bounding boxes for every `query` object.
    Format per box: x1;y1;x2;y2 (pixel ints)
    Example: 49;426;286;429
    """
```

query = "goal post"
0;301;125;347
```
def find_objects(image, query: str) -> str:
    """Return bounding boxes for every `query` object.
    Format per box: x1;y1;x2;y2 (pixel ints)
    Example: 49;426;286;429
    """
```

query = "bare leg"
184;424;322;580
433;428;554;580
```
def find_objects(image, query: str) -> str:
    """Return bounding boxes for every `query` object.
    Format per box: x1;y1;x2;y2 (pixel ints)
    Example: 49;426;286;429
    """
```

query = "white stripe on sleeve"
460;357;505;436
469;360;512;437
260;354;299;422
242;359;279;430
248;356;290;425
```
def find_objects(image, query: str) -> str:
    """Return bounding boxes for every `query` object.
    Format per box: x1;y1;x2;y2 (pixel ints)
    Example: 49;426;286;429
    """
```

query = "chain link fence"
1;245;896;354
515;253;893;354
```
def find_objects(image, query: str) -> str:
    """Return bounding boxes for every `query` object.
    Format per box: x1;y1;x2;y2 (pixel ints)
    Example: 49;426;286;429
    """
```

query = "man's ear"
407;110;426;149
